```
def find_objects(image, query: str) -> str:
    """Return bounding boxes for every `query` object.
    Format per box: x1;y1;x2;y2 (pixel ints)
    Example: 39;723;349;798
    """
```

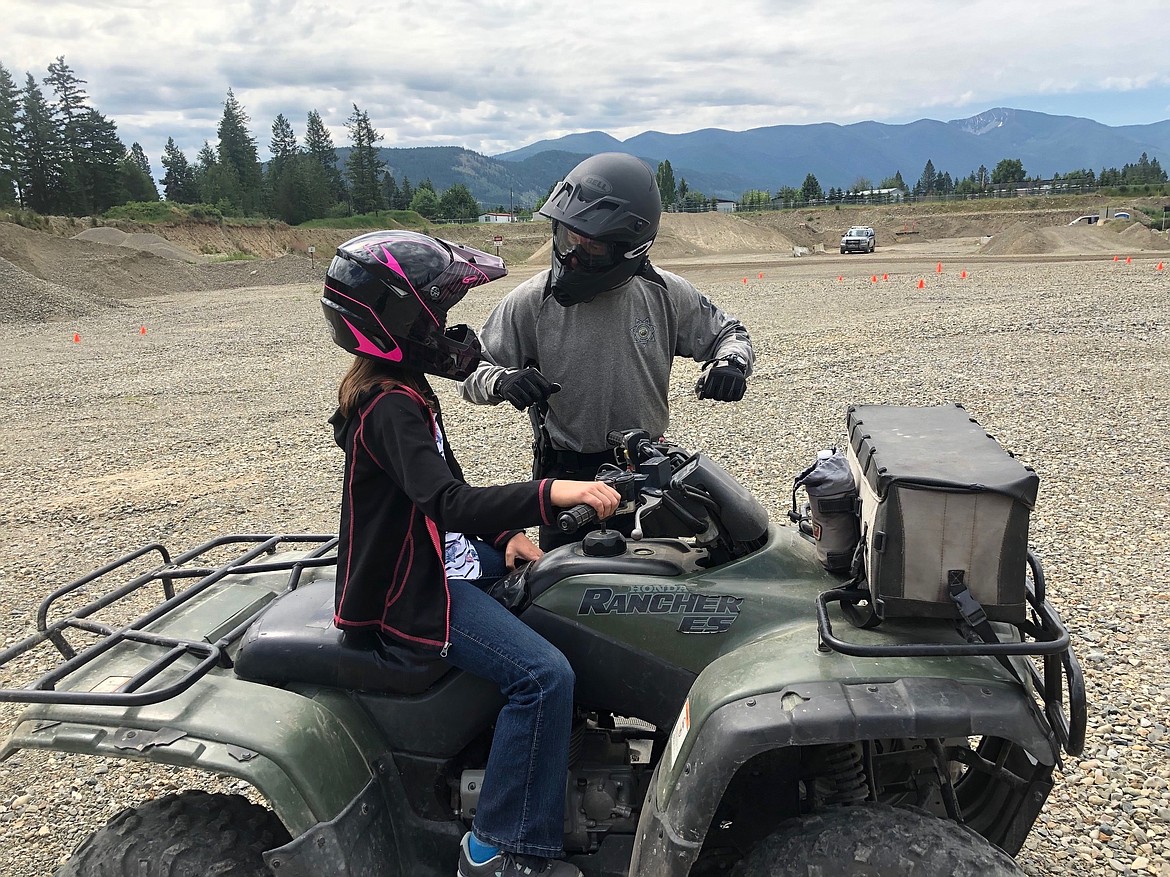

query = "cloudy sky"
5;0;1169;174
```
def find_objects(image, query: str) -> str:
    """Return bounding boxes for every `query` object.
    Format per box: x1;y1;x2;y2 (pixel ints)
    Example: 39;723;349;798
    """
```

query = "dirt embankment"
3;203;1168;324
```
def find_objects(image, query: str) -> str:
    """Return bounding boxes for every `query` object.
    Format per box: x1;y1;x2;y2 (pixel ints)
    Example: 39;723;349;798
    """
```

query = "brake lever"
629;492;661;541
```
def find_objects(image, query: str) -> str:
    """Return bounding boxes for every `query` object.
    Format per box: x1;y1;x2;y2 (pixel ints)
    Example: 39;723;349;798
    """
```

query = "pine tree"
344;104;385;214
44;57;87;123
383;173;401;211
121;142;159;202
801;173;824;203
43;57;91;213
128;142;153;179
161;137;198;203
917;159;936;195
194;139;238;207
39;57;129;214
78;108;129;212
17;73;66;213
216;89;262;214
268;113;301;222
0;62;19;206
304;109;345;208
656;160;677;207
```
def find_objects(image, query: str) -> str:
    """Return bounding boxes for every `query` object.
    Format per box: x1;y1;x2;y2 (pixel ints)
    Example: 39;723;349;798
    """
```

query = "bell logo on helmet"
582;174;613;194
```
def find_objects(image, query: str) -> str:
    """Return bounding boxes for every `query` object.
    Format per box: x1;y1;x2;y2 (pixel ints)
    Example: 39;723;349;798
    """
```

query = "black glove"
495;367;561;410
695;358;747;402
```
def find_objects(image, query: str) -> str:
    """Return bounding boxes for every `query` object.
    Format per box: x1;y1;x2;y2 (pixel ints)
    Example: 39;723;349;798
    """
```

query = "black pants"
536;449;634;551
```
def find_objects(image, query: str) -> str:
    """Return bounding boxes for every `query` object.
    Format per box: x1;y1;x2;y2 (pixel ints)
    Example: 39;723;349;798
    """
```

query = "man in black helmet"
459;152;754;549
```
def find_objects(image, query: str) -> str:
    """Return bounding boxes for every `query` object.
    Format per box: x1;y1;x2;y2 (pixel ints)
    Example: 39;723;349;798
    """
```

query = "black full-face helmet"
321;230;506;380
538;152;662;306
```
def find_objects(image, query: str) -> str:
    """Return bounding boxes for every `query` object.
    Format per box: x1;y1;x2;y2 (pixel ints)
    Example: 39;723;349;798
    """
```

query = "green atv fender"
1;548;384;838
3;679;380;834
602;530;1061;875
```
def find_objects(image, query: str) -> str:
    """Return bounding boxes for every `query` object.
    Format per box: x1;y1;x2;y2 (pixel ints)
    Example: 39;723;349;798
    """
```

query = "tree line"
741;155;1167;210
0;57;487;223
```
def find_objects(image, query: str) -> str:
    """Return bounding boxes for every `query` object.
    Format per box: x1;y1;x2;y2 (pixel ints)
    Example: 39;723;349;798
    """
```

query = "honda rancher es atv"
0;403;1085;876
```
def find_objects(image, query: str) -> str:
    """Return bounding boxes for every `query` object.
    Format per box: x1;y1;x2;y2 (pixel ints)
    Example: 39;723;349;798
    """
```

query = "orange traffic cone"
139;326;147;335
917;279;925;289
72;333;80;343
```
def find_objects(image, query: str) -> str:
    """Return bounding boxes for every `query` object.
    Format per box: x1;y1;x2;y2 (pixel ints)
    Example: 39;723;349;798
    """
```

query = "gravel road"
0;252;1168;876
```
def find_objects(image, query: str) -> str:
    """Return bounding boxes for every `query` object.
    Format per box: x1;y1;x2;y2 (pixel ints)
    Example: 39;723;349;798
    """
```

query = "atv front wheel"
735;803;1024;877
56;790;291;877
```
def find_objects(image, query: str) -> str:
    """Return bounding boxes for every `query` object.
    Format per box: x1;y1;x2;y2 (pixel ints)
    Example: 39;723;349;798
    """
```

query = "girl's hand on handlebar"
550;480;621;519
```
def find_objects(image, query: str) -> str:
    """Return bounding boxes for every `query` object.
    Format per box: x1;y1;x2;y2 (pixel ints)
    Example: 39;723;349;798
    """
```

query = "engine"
458;715;655;853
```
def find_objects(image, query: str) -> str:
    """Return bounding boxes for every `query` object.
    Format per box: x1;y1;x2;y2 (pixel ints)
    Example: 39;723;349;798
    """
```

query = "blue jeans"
445;541;574;857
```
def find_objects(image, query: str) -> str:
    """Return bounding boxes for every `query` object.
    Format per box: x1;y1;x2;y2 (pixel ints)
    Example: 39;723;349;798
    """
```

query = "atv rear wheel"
735;803;1024;877
56;790;291;877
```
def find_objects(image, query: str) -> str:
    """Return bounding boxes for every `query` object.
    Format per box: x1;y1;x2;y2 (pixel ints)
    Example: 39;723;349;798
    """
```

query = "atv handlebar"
558;504;598;533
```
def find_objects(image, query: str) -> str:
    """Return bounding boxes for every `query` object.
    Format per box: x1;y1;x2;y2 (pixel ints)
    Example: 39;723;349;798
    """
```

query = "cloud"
4;0;1168;173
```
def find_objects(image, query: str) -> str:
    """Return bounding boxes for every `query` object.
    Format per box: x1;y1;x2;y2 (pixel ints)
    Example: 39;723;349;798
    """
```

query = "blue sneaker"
457;832;581;877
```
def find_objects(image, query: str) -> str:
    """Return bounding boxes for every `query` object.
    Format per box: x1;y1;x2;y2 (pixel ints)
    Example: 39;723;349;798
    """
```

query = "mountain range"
364;108;1170;208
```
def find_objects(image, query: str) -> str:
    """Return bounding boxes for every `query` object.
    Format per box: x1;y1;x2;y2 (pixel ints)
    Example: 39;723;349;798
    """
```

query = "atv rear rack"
0;534;337;708
815;559;1087;757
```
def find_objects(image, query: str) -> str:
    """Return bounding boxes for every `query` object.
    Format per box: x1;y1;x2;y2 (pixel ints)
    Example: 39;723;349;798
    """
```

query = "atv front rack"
0;534;337;707
815;560;1087;757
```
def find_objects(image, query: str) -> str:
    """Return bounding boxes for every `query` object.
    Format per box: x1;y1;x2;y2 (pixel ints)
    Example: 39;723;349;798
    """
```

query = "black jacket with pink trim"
330;384;555;652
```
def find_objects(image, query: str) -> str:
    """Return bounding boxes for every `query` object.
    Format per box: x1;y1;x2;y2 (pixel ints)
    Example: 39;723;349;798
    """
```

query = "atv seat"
234;580;450;696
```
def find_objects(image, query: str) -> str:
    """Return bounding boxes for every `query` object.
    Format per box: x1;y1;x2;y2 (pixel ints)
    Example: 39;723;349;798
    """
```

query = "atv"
0;410;1085;877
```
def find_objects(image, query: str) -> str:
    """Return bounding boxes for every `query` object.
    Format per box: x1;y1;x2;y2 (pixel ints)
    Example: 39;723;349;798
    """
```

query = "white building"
714;199;738;213
478;212;515;223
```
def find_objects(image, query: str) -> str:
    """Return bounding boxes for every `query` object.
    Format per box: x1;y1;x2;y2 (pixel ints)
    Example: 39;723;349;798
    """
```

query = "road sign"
494;235;503;242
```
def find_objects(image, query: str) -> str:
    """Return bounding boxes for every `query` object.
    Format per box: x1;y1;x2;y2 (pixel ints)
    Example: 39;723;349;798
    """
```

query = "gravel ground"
0;253;1168;876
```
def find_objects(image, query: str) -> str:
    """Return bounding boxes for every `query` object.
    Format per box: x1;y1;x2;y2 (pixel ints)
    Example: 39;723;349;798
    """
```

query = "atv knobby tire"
735;803;1024;877
56;790;291;877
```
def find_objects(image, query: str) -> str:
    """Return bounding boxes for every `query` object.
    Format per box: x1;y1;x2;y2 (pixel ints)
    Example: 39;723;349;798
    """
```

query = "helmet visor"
552;223;625;273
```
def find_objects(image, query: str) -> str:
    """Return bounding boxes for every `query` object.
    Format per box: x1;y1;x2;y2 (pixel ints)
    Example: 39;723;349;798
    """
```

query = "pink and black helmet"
321;230;507;380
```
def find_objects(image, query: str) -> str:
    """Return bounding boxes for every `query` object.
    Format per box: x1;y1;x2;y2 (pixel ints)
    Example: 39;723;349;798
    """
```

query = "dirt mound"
975;220;1168;256
0;222;323;319
1118;222;1170;250
0;255;114;323
74;227;202;263
978;221;1053;255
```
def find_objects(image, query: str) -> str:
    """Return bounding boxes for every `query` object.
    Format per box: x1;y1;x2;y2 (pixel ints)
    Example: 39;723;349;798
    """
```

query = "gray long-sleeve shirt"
459;265;754;454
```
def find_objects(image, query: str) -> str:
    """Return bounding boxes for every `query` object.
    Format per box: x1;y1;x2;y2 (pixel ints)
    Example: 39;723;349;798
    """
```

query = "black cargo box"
845;404;1039;623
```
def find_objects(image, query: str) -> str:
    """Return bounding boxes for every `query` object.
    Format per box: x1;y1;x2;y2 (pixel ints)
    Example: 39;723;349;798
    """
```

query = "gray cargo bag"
846;404;1039;623
792;449;861;573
